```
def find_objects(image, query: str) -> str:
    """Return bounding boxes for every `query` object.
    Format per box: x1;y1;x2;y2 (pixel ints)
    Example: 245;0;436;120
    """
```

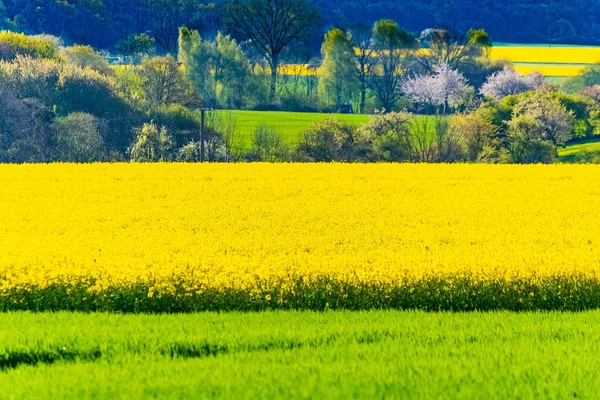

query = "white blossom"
480;67;546;100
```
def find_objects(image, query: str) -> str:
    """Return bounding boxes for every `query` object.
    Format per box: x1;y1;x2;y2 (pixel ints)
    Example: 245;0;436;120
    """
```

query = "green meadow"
2;311;600;399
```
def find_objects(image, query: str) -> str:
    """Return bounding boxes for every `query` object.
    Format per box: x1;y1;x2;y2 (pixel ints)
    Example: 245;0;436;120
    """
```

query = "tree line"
1;0;598;54
4;6;600;164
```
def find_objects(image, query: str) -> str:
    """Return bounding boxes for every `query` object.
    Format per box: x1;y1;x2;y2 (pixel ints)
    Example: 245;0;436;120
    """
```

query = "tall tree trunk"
269;54;279;103
360;77;366;114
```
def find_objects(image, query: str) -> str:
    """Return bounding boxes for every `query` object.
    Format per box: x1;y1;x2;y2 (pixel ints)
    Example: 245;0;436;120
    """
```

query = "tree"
510;90;575;146
358;112;415;161
417;28;492;72
318;28;358;111
480;67;545;100
369;19;418;111
248;124;290;161
349;23;376;114
506;114;557;164
179;28;251;109
52;113;104;162
139;55;195;108
178;27;217;107
549;18;576;43
214;32;250;109
401;64;470;114
129;123;173;162
296;116;366;162
0;88;52;163
225;0;320;103
450;108;499;162
60;45;111;75
0;31;60;61
116;34;155;65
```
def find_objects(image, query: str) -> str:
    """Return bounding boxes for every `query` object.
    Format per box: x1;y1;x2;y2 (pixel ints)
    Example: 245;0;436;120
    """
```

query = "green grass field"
558;139;600;163
2;310;600;399
222;110;600;163
219;110;370;147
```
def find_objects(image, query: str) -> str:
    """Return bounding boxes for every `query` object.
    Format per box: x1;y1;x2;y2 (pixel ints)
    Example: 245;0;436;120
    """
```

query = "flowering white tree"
511;90;574;146
480;67;545;100
400;63;470;114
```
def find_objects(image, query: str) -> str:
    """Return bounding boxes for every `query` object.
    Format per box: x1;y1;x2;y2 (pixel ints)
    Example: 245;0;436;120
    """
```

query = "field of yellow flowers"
278;45;600;78
2;163;600;312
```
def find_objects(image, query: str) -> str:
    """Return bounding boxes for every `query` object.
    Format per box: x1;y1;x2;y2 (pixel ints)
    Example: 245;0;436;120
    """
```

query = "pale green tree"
178;27;217;107
214;32;250;109
318;28;359;111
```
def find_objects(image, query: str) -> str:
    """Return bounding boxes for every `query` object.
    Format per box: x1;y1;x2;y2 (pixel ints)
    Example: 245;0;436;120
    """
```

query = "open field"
2;311;600;399
3;164;600;311
558;140;600;163
223;110;595;158
490;44;600;78
220;110;369;147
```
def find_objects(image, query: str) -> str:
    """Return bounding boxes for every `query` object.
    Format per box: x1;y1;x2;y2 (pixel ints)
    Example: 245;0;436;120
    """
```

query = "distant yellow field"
490;46;600;64
276;45;600;78
513;64;585;77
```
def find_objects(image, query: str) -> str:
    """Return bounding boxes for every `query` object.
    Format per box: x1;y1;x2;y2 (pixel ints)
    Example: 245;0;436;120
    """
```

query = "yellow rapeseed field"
490;46;600;65
2;163;600;311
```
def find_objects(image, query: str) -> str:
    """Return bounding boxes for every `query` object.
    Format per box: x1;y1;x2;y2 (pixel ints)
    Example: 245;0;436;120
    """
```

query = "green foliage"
467;29;493;49
562;64;600;93
215;32;250;109
0;89;52;163
52;113;104;163
60;45;111;75
296;116;366;162
176;142;201;162
0;31;59;61
552;92;594;139
178;27;217;107
116;34;155;65
450;109;499;162
139;55;196;108
178;28;251;109
152;104;201;148
248;124;290;162
359;112;414;161
318;28;359;110
507;115;556;164
129;123;173;162
370;19;418;111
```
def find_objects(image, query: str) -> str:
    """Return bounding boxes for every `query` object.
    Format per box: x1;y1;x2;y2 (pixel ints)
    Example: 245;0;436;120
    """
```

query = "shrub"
0;31;60;61
176;142;201;162
296;116;364;162
248;124;291;162
52;113;104;163
0;90;51;163
130;123;173;162
359;112;414;162
60;45;111;75
450;109;499;162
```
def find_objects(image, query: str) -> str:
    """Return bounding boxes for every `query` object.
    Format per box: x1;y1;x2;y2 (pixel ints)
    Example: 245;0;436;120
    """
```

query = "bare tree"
418;28;492;72
369;19;418;112
349;23;376;114
225;0;320;103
